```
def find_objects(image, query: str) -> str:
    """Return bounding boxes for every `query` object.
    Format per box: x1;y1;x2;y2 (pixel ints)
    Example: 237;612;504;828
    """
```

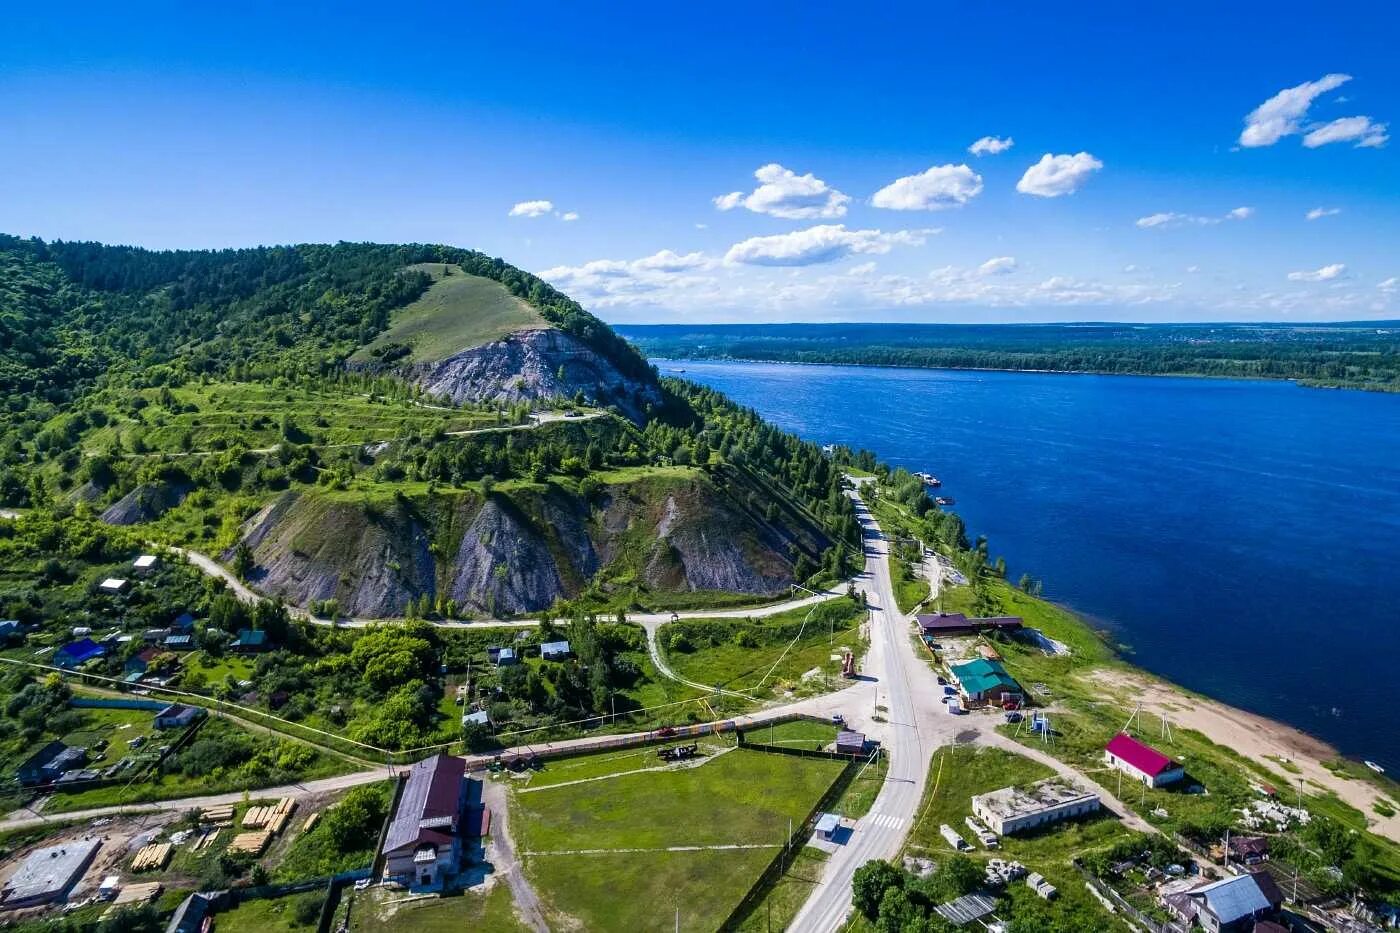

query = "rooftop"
383;754;466;854
1105;732;1177;777
949;658;1020;694
933;892;999;927
1189;871;1282;923
1;839;101;905
917;612;1023;633
133;555;157;568
971;778;1098;821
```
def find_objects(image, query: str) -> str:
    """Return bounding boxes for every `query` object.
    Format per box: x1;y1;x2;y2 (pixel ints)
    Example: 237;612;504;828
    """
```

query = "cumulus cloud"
1287;263;1346;282
1016;152;1103;197
724;224;933;267
978;256;1018;276
714;163;850;219
560;211;580;222
1238;74;1388;150
871;164;983;211
968;135;1014;156
630;249;710;273
1306;207;1342;221
1136;206;1254;228
540;249;717;307
509;200;555;217
1302;115;1389;148
1379;277;1398;291
1239;74;1351;147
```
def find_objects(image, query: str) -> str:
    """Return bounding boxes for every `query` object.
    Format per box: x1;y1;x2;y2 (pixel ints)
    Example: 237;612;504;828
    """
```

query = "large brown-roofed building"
381;754;470;889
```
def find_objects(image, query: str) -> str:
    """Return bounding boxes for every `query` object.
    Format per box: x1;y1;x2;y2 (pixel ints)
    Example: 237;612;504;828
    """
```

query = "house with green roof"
949;658;1023;706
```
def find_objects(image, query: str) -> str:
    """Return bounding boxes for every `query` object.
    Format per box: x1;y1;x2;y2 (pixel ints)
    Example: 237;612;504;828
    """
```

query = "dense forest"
616;321;1400;391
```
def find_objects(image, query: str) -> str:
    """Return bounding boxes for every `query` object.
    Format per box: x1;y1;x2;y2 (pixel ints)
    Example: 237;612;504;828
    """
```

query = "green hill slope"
350;263;549;364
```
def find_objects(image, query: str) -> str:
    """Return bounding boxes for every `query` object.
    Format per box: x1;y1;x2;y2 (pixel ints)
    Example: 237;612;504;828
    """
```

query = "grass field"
346;883;528;932
733;847;829;933
211;892;324;933
907;743;1132;931
511;746;846;931
351;264;548;363
745;719;838;751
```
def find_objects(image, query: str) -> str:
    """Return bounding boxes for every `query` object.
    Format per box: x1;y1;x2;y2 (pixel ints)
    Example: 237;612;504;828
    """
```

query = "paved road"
789;490;948;932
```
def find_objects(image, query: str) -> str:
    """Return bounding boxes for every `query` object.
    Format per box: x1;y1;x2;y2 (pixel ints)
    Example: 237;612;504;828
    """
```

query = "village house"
17;742;88;786
132;555;158;574
916;612;1023;639
124;647;161;677
381;754;474;889
1104;732;1186;788
1163;870;1283;932
232;628;269;652
54;638;106;669
540;640;571;661
154;703;203;730
163;633;194;651
948;658;1023;706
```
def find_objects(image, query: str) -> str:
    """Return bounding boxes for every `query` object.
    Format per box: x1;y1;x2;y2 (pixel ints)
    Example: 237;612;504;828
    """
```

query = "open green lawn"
351;264;548;363
733;847;829;933
347;883;528;932
660;599;867;700
511;746;846;931
513;738;734;790
746;718;838;751
908;743;1133;931
211;892;324;933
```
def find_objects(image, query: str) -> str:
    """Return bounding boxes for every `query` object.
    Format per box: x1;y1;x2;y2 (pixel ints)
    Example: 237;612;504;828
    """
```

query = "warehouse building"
382;754;471;890
971;779;1100;835
1104;733;1185;788
0;838;101;908
948;658;1023;706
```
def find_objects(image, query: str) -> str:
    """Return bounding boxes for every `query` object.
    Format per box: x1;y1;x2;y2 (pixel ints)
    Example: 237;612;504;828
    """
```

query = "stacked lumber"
112;881;162;906
191;829;220;852
301;812;320;834
131;843;172;872
201;804;235;823
242;797;297;833
228;831;271;856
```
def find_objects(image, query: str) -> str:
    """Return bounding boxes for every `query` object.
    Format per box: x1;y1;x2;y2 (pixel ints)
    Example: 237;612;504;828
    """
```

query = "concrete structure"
971;779;1100;835
132;555;158;573
154;703;203;729
948;658;1023;706
1104;733;1185;788
382;754;470;889
917;612;1023;639
0;838;101;908
98;577;129;594
540;640;571;660
1163;871;1283;932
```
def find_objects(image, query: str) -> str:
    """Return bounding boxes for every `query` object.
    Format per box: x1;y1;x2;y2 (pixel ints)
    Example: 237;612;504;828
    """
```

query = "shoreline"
1087;666;1400;843
647;355;1399;394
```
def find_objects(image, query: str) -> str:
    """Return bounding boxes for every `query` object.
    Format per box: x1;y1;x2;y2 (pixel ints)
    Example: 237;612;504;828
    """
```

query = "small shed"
98;578;129;595
496;647;518;666
163;634;194;651
171;613;196;632
540;640;571;661
154;704;203;730
835;730;866;756
814;812;840;841
462;709;490;729
132;555;158;574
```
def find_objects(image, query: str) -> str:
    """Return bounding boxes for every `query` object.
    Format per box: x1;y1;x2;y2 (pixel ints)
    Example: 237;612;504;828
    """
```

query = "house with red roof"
381;754;475;889
1104;733;1185;788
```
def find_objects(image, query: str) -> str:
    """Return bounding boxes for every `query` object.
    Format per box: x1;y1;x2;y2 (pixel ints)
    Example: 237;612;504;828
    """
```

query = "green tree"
852;860;904;921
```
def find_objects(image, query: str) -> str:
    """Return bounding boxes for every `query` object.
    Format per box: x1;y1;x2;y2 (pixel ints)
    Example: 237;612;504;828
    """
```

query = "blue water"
669;360;1400;772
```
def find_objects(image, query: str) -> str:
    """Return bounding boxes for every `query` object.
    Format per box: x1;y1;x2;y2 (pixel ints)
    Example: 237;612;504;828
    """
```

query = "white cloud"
713;163;850;219
509;199;555;218
1239;73;1351;147
1306;207;1342;221
1016;152;1103;197
978;256;1018;276
1302;115;1389;148
1378;277;1397;292
560;211;580;222
1186;265;1201;273
1135;206;1253;228
1123;264;1140;273
631;249;711;273
540;249;718;307
1287;263;1346;282
724;224;933;267
968;135;1014;156
871;164;983;211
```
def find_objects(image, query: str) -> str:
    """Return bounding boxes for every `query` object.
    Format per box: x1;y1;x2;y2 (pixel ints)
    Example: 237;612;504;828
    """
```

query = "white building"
971;779;1100;836
1104;733;1185;788
132;555;159;574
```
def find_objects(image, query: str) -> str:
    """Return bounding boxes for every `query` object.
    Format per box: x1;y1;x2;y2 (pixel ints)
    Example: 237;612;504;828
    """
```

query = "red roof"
1105;733;1176;777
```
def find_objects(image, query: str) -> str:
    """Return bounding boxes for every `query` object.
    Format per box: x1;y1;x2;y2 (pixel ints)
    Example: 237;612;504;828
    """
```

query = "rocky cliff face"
100;482;189;525
228;469;827;619
405;328;663;421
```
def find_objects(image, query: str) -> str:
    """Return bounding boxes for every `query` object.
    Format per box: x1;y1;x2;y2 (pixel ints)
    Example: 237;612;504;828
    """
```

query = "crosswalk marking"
863;812;907;830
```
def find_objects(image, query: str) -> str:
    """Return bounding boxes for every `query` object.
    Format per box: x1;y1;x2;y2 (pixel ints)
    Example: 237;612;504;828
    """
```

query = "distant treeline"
616;322;1400;391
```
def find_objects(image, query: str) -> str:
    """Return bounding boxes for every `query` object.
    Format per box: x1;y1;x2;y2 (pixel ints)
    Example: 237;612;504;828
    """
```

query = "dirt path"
481;779;550;933
1090;668;1400;843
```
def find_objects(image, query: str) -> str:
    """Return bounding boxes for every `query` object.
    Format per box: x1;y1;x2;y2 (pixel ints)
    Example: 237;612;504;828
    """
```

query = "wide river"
666;359;1400;772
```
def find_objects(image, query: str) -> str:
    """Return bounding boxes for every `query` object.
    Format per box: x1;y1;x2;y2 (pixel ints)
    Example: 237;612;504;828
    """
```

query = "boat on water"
1365;760;1385;774
935;496;956;506
914;471;942;487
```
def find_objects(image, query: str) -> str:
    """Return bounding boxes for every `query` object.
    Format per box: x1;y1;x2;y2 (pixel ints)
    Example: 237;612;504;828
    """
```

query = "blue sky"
2;1;1397;322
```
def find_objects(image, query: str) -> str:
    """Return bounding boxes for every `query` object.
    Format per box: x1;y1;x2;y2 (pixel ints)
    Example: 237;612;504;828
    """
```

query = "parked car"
830;713;845;725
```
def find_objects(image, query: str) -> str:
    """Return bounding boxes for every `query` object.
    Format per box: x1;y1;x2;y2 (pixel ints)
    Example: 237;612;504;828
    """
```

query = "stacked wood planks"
242;797;297;835
201;804;235;823
131;843;172;872
191;829;220;852
228;831;272;856
301;812;320;834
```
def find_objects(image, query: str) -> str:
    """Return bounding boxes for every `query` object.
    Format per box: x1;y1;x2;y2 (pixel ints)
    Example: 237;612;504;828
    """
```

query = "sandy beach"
1090;668;1400;844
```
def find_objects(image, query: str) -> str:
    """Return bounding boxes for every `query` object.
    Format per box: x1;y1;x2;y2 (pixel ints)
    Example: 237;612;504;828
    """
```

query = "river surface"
665;359;1400;772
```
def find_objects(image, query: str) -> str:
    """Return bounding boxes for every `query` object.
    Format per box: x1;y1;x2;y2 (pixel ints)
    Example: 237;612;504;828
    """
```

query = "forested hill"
616;321;1400;391
1;236;651;418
